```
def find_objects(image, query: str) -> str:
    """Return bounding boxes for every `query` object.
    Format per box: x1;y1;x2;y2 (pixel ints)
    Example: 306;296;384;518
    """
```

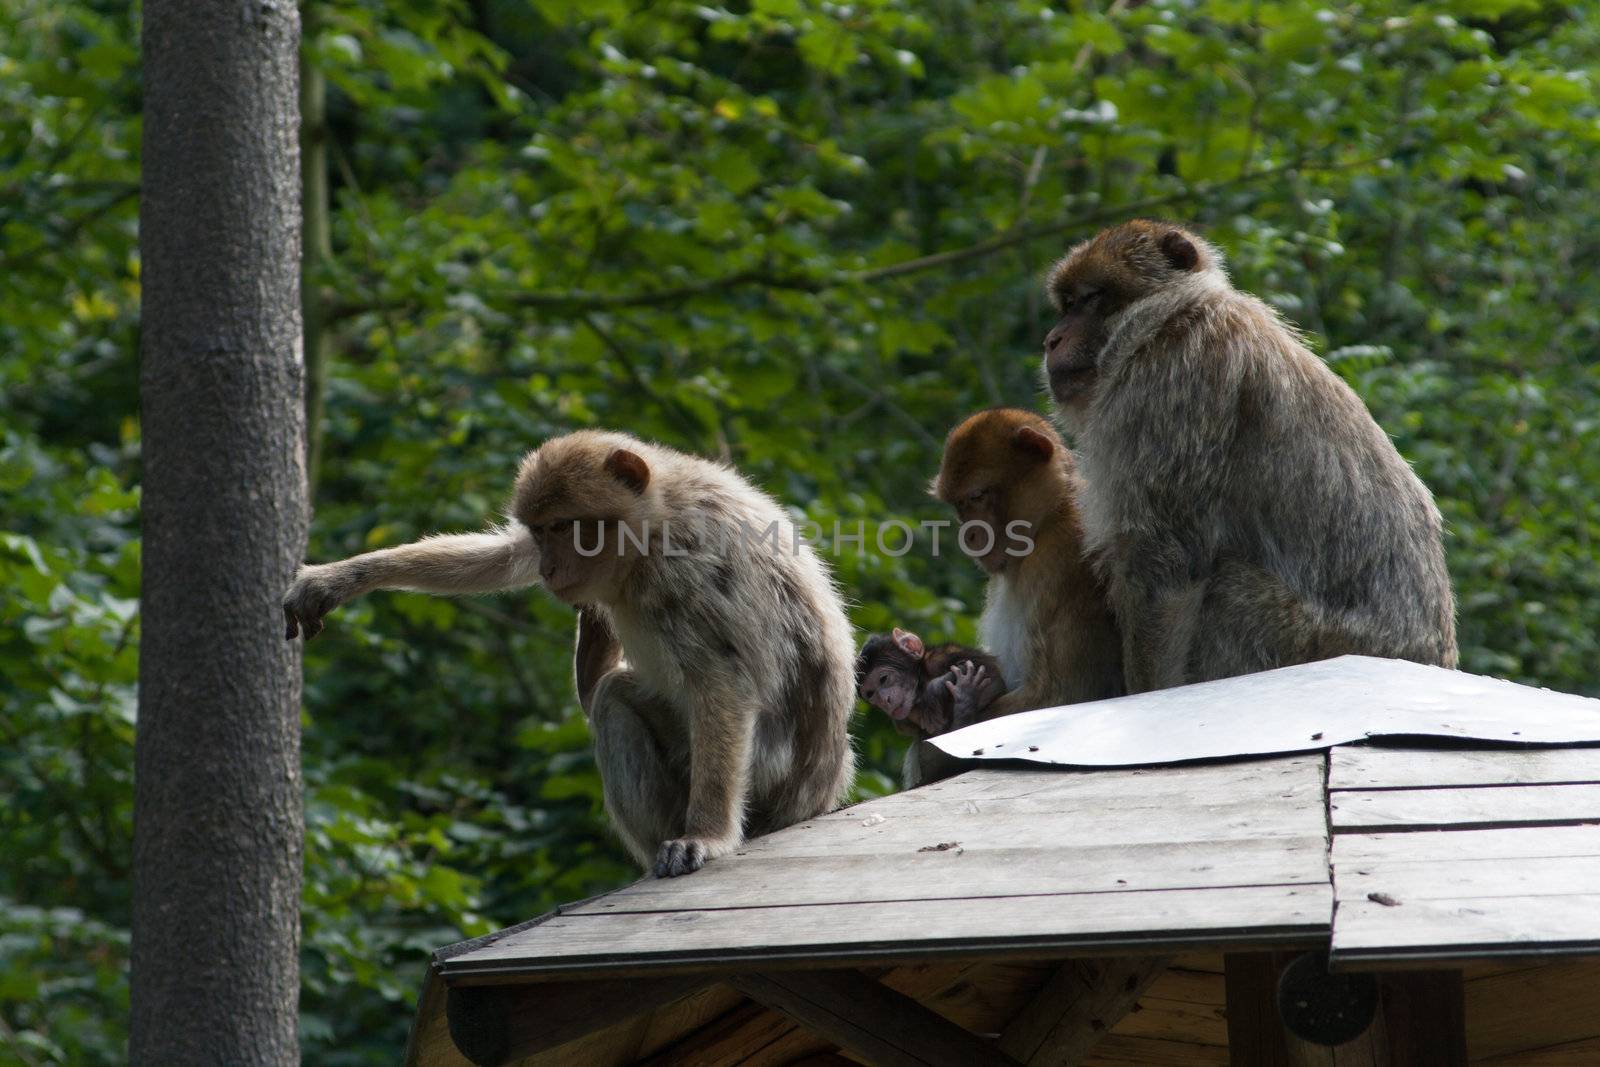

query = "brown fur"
1043;220;1457;691
932;408;1125;720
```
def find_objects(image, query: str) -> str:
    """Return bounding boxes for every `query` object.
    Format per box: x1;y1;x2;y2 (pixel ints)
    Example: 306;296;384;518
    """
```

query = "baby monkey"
856;628;1007;739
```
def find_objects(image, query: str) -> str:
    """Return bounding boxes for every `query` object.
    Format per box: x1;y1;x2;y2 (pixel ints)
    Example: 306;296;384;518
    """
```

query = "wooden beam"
998;955;1171;1065
729;969;1021;1067
1375;970;1465;1066
444;975;709;1066
1224;952;1298;1067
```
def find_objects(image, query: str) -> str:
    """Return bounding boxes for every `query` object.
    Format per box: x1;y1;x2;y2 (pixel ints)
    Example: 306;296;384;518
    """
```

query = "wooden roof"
407;663;1600;1066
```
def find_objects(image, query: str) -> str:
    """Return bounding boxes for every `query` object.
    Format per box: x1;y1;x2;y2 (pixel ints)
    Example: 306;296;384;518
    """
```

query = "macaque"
283;430;857;877
855;628;1007;738
932;408;1125;719
894;408;1124;787
1043;219;1457;693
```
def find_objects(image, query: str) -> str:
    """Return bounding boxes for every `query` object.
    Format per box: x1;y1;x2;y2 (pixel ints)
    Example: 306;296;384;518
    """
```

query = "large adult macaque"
1043;219;1457;692
283;431;857;877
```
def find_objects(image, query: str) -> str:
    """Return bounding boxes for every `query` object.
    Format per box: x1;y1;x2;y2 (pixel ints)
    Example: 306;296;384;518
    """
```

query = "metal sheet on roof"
930;656;1600;768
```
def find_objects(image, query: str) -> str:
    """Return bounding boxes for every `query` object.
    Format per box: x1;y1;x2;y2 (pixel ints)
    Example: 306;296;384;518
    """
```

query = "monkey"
855;628;1007;739
1042;219;1457;694
891;408;1124;788
283;430;858;877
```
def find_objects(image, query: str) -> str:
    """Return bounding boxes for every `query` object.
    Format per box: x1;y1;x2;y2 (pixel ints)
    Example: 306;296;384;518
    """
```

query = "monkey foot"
654;837;709;878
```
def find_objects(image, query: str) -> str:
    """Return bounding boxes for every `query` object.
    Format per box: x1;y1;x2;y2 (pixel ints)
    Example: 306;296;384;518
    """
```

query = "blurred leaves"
4;0;1600;1062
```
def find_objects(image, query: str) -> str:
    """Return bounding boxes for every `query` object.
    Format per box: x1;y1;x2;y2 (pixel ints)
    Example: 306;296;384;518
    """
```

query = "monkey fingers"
948;661;995;727
654;837;709;878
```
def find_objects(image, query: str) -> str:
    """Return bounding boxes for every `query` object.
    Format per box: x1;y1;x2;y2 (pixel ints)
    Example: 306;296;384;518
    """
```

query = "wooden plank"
1223;952;1296;1067
1110;991;1228;1047
728;969;1022;1067
1333;826;1600;865
1109;960;1229;1046
570;836;1329;914
1335;855;1600;903
637;1000;797;1067
1329;747;1600;791
997;956;1170;1065
1465;960;1600;1060
628;984;748;1063
841;758;1325;816
445;884;1333;980
705;803;1325;860
1329;784;1600;832
1332;894;1600;964
1081;1033;1230;1065
445;975;710;1066
1473;1036;1600;1064
637;960;1044;1067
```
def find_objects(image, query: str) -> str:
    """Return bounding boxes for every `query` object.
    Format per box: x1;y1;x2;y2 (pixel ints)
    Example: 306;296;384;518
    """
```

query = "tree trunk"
300;21;332;499
133;0;307;1062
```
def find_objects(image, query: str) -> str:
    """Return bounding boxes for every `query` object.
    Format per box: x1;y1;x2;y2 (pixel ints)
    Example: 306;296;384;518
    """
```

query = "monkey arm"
283;523;539;639
574;606;624;716
971;686;1032;721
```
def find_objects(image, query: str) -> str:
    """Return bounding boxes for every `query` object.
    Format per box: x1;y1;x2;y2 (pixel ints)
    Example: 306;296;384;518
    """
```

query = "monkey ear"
604;448;651;493
891;627;925;657
1158;230;1201;272
1012;425;1055;462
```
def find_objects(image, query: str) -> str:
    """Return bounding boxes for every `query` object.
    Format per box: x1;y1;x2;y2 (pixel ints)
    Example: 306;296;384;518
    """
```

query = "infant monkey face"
859;661;915;719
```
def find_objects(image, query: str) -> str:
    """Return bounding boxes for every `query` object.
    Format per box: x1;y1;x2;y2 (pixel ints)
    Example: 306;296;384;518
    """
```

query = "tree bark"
133;0;307;1062
300;18;332;499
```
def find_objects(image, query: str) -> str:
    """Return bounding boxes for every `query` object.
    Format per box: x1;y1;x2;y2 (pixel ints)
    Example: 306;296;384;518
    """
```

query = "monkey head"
855;628;926;720
1043;219;1218;415
933;408;1070;575
512;430;660;604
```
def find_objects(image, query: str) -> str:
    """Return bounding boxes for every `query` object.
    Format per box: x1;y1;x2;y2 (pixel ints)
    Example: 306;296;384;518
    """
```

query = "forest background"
3;0;1597;1062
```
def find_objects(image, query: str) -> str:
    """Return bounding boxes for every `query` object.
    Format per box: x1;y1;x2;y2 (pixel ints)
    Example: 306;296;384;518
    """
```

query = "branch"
327;150;1391;321
0;184;140;273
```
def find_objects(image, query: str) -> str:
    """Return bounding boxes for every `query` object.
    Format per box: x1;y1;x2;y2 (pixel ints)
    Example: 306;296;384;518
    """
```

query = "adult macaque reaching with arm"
284;430;858;877
1043;219;1456;692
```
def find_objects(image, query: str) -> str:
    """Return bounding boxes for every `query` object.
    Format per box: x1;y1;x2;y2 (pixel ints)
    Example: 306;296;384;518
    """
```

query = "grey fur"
284;431;857;876
1049;225;1457;692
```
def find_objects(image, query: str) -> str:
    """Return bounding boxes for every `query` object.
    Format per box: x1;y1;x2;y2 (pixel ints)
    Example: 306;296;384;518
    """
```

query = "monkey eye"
964;488;989;506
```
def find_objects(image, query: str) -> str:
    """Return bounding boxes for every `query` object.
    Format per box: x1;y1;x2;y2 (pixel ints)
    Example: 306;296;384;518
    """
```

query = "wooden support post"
998;955;1171;1066
1276;952;1383;1066
729;968;1022;1067
1228;952;1467;1067
1226;952;1299;1067
444;975;710;1066
1374;970;1465;1067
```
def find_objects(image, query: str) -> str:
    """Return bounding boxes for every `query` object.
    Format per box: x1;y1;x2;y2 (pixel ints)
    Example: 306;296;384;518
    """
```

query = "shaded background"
2;0;1597;1061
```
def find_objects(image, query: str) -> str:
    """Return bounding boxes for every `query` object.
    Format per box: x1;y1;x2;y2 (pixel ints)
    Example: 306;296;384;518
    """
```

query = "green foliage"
4;0;1599;1061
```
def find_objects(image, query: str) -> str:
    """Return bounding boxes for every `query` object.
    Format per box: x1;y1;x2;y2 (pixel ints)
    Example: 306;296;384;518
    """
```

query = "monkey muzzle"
1044;318;1096;402
863;684;914;720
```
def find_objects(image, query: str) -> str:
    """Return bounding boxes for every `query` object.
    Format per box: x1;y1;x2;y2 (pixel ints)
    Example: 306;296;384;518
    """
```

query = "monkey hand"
947;660;999;729
282;564;350;641
654;836;727;878
908;676;954;737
